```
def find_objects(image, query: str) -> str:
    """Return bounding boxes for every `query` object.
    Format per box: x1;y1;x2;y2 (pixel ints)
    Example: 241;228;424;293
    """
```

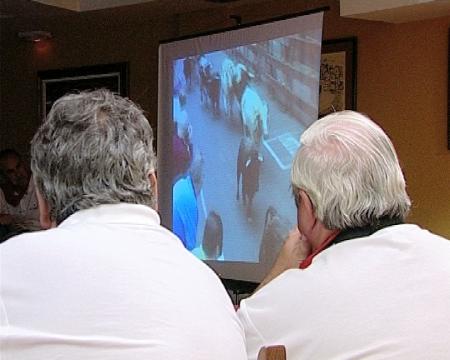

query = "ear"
298;190;317;230
298;190;339;251
148;171;158;211
35;187;56;230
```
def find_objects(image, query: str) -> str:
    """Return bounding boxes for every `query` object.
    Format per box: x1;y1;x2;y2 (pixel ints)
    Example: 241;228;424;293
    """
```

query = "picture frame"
38;62;129;120
319;37;357;117
448;29;450;149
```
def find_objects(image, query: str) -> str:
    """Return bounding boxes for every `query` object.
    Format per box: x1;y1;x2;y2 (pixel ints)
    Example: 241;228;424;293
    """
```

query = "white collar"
59;203;161;228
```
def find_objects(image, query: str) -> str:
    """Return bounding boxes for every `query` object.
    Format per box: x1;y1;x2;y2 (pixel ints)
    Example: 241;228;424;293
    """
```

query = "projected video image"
171;34;321;264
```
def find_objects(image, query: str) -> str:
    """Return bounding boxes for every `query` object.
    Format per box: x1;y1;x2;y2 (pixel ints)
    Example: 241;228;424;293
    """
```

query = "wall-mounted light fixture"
18;31;53;43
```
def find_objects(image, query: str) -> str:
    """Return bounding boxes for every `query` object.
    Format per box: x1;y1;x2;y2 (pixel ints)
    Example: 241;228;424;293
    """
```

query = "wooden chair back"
257;345;287;360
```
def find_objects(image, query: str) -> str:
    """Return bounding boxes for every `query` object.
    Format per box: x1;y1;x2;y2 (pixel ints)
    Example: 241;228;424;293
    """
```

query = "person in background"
0;148;40;242
0;89;246;360
237;111;450;360
192;210;224;260
172;152;204;250
173;92;193;178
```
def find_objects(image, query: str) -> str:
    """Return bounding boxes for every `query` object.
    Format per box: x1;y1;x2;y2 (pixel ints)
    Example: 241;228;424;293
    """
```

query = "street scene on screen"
171;34;321;264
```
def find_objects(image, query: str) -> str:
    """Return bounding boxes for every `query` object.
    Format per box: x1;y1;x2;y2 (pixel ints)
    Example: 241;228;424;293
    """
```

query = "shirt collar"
58;203;161;228
299;216;404;269
331;216;403;246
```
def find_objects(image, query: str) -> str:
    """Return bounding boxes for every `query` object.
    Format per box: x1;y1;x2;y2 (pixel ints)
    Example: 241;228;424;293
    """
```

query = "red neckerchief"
299;232;339;269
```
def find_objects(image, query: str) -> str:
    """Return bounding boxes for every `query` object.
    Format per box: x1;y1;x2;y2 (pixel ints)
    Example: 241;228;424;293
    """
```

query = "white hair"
291;111;411;230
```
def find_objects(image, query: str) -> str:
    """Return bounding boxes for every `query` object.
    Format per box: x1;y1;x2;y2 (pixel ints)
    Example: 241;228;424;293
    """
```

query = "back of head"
31;89;156;224
291;111;411;230
190;152;204;194
202;211;223;259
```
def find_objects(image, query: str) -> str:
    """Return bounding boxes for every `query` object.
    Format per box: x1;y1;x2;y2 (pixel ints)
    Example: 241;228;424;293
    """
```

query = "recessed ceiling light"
18;31;53;42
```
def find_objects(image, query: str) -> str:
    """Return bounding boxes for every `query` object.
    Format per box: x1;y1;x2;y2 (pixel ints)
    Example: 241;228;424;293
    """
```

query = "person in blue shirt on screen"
173;153;203;250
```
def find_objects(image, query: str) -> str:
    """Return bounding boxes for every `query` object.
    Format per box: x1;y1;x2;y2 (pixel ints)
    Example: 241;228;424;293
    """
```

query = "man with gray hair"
238;111;450;359
0;89;246;360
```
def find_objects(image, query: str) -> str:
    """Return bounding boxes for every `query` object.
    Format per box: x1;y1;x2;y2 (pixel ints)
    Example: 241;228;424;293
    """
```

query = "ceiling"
32;0;163;12
0;0;267;20
340;0;450;24
2;0;450;23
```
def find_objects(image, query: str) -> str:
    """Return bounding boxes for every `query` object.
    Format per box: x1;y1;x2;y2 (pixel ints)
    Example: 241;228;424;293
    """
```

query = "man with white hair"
238;111;450;359
0;89;246;360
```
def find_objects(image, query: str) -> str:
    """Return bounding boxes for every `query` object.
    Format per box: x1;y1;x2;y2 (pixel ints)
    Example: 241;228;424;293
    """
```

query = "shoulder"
1;227;49;245
0;230;50;267
240;268;320;313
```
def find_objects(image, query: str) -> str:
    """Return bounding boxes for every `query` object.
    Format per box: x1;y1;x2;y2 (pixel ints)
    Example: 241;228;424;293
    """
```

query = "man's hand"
275;228;312;270
0;214;13;225
256;228;312;291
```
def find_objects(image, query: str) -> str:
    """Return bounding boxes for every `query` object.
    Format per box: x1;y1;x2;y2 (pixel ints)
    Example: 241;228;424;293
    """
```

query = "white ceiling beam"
32;0;80;11
340;0;450;23
32;0;157;12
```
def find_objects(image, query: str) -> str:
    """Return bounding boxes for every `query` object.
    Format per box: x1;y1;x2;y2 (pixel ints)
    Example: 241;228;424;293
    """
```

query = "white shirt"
238;224;450;360
0;178;40;231
0;203;246;360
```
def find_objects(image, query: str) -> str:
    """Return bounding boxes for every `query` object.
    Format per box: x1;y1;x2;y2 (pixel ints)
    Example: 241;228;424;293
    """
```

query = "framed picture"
319;37;357;117
448;29;450;149
38;62;129;120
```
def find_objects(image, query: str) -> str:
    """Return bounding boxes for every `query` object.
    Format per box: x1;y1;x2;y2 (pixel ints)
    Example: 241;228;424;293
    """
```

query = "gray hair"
291;111;411;230
31;89;156;224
